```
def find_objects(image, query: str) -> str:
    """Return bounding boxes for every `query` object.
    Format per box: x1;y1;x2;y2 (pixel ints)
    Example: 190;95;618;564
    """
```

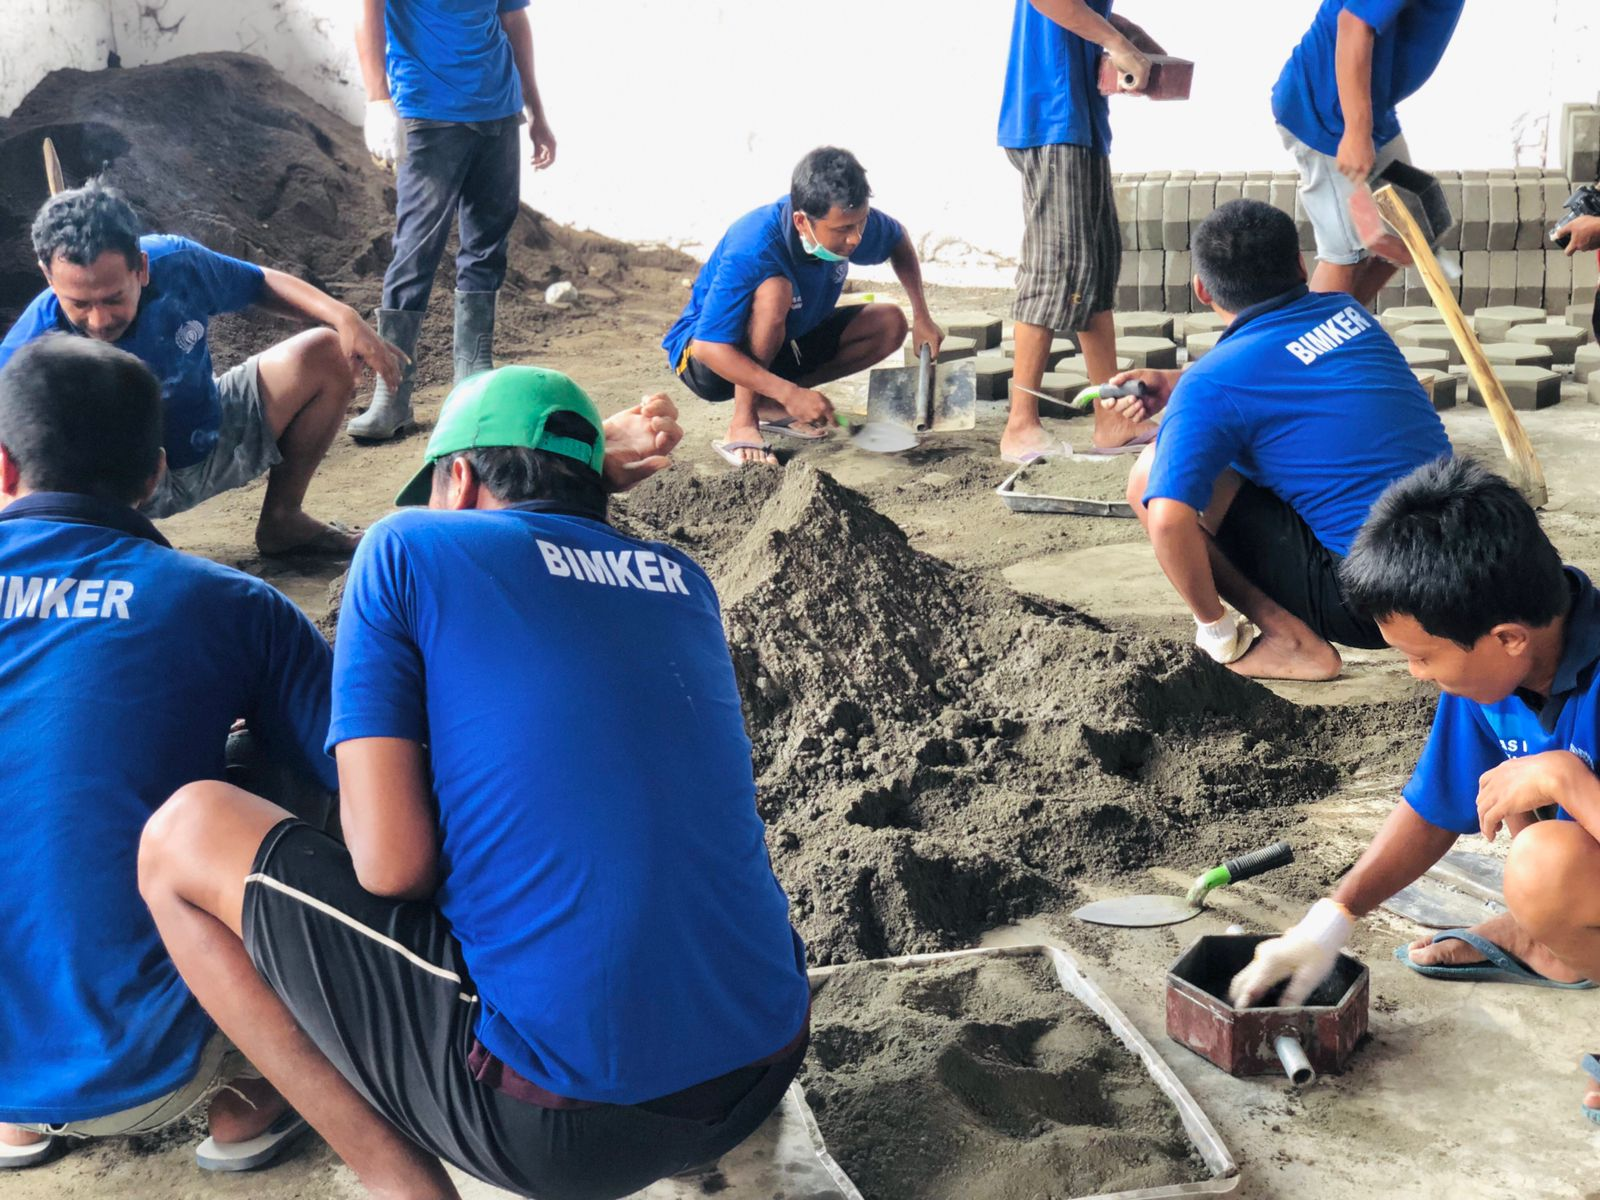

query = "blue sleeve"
690;250;777;347
498;0;528;10
850;210;905;266
1142;376;1246;511
328;521;428;752
1401;695;1502;834
245;587;338;792
0;294;60;374
1345;0;1409;35
168;238;266;317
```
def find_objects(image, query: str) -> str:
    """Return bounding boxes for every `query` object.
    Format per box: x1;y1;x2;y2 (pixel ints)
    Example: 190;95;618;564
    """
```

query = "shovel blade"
1072;894;1201;927
930;359;977;431
867;364;919;430
866;359;977;432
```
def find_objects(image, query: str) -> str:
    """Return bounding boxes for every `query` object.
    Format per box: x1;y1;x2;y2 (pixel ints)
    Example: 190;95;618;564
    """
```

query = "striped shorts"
1007;144;1121;331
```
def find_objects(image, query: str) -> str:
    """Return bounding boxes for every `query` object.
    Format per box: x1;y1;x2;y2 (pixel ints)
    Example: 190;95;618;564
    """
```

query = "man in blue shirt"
140;366;810;1199
997;0;1167;462
0;337;335;1172
1114;200;1450;680
0;183;402;557
1232;457;1600;1125
1272;0;1465;304
663;146;941;467
350;0;556;441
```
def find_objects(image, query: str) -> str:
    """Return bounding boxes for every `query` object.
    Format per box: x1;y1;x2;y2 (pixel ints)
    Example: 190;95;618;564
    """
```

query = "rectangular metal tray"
997;465;1138;518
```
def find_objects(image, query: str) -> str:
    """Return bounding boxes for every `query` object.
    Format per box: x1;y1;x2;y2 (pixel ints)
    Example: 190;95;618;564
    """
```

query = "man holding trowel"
997;0;1167;463
662;146;940;468
1232;456;1600;1124
1115;200;1449;681
350;0;557;440
1272;0;1466;306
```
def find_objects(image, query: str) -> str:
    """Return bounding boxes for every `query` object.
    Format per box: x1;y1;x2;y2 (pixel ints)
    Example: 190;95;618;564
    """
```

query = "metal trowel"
1073;841;1295;927
867;343;977;434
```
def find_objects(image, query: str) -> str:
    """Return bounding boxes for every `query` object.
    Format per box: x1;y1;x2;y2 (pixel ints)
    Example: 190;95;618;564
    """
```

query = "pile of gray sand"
1010;456;1134;503
802;955;1205;1199
617;465;1343;964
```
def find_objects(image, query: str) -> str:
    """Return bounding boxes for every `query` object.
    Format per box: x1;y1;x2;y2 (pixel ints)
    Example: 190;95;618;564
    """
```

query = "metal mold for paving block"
1162;179;1190;250
1115;175;1141;250
1115;311;1175;340
1460;251;1490;312
1460;173;1489;252
1167;935;1368;1085
1398;344;1450;371
1137;249;1165;312
1376;161;1454;249
1474;304;1549;343
904;335;975;364
1137;177;1166;250
1119;336;1179;369
1514;250;1546;309
1378;305;1440;334
1413;369;1455;411
1576;344;1600;384
1488;178;1518;251
970;356;1013;402
1395;324;1462;366
1097;53;1195;100
1486;254;1518;308
1507;322;1587;365
940;313;1002;351
1468;364;1560;411
1479;341;1556;370
1165;251;1193;313
1186;330;1221;361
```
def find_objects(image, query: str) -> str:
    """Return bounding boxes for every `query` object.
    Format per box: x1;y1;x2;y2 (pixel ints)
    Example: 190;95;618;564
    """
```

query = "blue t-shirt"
1272;0;1465;157
0;236;265;472
0;493;334;1123
1404;569;1600;834
661;197;904;373
997;0;1113;151
328;505;810;1104
1143;286;1451;556
385;0;528;122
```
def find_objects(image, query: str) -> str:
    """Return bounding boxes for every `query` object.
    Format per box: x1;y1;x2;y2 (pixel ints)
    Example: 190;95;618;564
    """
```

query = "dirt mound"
803;955;1205;1199
0;53;689;387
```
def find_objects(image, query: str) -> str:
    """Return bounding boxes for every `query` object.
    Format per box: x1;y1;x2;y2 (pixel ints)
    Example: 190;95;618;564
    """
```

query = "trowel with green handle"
1072;841;1295;927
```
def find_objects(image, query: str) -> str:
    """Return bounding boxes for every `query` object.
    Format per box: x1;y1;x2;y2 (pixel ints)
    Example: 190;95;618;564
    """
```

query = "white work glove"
1194;605;1260;665
364;99;405;169
1229;899;1356;1008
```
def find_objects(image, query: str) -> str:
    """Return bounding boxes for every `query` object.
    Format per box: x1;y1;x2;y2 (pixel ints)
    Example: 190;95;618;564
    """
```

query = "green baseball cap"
395;366;606;506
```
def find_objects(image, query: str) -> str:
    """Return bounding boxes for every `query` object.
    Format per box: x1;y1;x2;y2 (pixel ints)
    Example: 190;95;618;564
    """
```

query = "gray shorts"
1007;143;1121;331
1278;124;1411;266
140;356;282;520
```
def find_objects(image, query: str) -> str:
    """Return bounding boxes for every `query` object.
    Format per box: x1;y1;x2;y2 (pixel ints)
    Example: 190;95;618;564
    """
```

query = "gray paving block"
1404;267;1433;309
1115;175;1141;250
905;335;976;363
1046;345;1079;371
940;312;1003;350
1398;344;1451;371
1591;372;1600;406
1214;176;1243;207
1183;311;1229;338
1473;304;1548;343
1114;311;1175;339
1395;324;1463;366
1515;181;1548;250
1380;305;1442;333
1565;302;1593;332
1479;341;1555;369
1413;369;1455;411
1565;109;1600;184
1014;370;1088;406
1438;173;1463;250
1488;179;1518;250
1118;335;1179;369
1268;174;1297;217
1162;179;1190;250
1459;172;1489;252
1137;177;1166;250
1544;178;1572;239
1561;380;1589;406
1186;330;1222;361
971;355;1013;401
1164;250;1192;313
1378;270;1405;312
1434;250;1462;306
1506;321;1587;364
1460;251;1490;312
1573;250;1599;303
997;335;1075;362
1292;188;1315;251
1117;250;1139;312
1487;253;1518;308
1467;364;1561;410
1545;252;1573;317
1515;249;1546;309
1576;343;1600;383
1242;177;1270;205
1187;177;1216;237
1137;248;1165;312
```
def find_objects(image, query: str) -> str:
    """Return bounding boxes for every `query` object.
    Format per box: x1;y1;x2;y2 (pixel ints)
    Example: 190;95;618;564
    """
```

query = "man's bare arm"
888;233;943;359
1107;12;1165;55
1333;8;1379;182
336;737;439;900
1028;0;1151;89
353;0;389;101
501;8;556;169
1332;800;1458;916
1146;498;1226;624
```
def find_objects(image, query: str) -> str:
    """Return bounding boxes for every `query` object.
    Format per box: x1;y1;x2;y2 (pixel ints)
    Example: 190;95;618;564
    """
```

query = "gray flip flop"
0;1134;65;1171
194;1110;309;1173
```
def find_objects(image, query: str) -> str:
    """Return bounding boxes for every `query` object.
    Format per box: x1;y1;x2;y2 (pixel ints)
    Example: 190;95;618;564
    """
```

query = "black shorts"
243;820;806;1200
1212;481;1385;650
677;305;864;402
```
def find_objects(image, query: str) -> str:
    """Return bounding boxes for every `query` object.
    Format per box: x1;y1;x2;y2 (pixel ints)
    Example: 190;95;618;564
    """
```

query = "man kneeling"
140;367;812;1199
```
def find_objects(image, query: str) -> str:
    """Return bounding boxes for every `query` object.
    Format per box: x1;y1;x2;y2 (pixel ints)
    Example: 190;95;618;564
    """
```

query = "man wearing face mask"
662;146;941;468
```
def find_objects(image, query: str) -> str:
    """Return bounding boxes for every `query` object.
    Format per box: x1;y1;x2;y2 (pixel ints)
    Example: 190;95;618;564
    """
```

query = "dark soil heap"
619;466;1339;964
0;54;687;386
803;956;1205;1199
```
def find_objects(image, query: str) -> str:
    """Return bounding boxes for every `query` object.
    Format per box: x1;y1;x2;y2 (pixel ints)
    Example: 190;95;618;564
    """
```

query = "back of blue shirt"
997;0;1112;151
329;508;810;1105
0;499;334;1122
0;236;265;471
385;0;527;122
1143;288;1450;556
1272;0;1465;157
662;198;904;373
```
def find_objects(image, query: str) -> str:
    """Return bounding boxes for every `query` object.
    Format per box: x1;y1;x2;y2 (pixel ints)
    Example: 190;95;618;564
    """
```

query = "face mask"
799;216;850;263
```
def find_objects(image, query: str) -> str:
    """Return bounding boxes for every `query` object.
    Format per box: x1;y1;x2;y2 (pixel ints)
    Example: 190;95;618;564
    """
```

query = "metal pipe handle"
1274;1035;1316;1088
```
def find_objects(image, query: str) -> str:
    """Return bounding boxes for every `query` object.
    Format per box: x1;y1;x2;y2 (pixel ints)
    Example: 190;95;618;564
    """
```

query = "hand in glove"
1228;899;1355;1008
1194;604;1260;665
364;99;405;169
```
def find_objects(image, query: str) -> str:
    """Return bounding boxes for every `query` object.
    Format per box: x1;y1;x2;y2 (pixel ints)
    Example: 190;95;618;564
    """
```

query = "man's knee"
1126;445;1155;521
1504;822;1590;939
294;328;355;399
137;781;222;903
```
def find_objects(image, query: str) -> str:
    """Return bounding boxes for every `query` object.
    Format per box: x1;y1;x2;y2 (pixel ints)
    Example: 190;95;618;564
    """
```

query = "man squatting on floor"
350;0;557;439
0;184;403;557
1232;457;1600;1125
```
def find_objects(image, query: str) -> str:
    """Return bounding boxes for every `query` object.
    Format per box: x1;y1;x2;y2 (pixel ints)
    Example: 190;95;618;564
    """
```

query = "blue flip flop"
1394;929;1596;989
1581;1055;1600;1125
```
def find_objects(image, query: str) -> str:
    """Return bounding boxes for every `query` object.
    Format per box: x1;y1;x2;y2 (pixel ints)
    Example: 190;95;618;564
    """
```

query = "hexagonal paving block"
971;355;1013;401
1183;312;1229;338
1412;369;1455;411
939;312;1003;350
1471;305;1547;344
1505;323;1587;365
1395;324;1463;366
1575;343;1600;384
1478;341;1556;369
1378;306;1440;334
1466;364;1560;411
1114;311;1176;340
906;335;976;364
1186;330;1222;361
1118;336;1179;369
1398;344;1450;371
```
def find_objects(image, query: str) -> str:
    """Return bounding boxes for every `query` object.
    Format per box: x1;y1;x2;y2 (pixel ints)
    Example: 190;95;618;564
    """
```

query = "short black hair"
32;180;143;273
432;446;607;515
1191;199;1304;312
791;147;872;220
1339;456;1567;647
0;335;163;504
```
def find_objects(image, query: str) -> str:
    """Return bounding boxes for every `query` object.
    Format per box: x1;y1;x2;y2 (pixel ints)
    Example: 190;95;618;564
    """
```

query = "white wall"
6;0;1600;283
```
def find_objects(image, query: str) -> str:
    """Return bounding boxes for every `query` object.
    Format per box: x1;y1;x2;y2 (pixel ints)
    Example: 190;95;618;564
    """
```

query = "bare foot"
1226;629;1342;681
1406;912;1586;984
0;1124;46;1148
207;1075;291;1145
256;510;362;558
1090;405;1157;452
999;417;1067;463
719;422;778;467
1583;1065;1600;1119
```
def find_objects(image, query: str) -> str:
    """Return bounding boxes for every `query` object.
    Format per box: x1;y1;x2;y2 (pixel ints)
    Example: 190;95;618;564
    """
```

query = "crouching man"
1232;457;1600;1124
139;366;812;1199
